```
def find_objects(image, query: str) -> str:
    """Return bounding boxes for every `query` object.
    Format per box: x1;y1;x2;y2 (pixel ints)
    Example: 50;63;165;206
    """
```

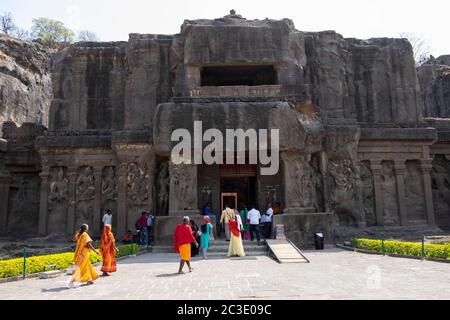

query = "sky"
2;0;450;56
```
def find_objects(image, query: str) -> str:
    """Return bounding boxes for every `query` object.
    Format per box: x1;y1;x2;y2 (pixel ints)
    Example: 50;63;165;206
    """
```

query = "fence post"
381;234;385;256
352;233;355;251
421;234;425;259
23;246;27;280
130;237;134;256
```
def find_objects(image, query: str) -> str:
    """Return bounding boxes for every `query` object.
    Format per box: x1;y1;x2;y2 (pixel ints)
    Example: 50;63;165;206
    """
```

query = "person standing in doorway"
102;210;113;229
220;205;235;241
247;205;261;245
261;203;273;240
199;216;213;259
173;216;199;274
239;205;250;240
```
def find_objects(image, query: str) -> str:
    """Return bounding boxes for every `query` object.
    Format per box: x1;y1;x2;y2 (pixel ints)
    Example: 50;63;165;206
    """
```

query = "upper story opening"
200;65;277;86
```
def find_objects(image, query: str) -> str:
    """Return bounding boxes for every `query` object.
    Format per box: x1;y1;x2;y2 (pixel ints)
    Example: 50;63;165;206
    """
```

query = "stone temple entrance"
220;176;257;211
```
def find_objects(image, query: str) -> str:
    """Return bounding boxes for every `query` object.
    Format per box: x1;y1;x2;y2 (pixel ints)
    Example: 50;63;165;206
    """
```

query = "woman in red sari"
174;216;199;274
100;224;118;276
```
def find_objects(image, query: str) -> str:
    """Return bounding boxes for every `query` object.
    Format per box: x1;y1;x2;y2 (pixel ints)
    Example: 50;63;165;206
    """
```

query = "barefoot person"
68;224;100;287
100;224;118;277
227;214;245;257
174;216;199;274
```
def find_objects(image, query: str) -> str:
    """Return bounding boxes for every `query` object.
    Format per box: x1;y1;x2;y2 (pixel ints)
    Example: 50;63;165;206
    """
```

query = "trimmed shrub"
355;238;450;260
0;243;138;279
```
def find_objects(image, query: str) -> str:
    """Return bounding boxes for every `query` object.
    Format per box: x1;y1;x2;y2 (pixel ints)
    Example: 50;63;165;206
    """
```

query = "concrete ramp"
266;239;310;263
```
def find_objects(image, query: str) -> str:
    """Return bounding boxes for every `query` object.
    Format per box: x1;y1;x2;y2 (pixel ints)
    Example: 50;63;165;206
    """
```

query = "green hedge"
355;238;450;260
0;244;138;279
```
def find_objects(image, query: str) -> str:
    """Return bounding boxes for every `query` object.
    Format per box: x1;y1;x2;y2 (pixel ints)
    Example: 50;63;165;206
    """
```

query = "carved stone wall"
101;166;117;226
6;173;40;236
431;155;450;226
380;161;400;226
168;163;197;215
156;160;169;216
127;162;151;226
47;167;68;235
75;166;95;229
360;160;375;226
405;161;426;223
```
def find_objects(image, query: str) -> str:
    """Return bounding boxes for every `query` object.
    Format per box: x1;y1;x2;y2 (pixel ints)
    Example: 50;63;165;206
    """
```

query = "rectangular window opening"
200;65;277;86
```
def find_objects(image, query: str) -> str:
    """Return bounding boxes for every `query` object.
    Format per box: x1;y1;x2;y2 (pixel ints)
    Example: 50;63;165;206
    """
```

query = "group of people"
173;202;281;274
219;202;281;245
68;222;118;288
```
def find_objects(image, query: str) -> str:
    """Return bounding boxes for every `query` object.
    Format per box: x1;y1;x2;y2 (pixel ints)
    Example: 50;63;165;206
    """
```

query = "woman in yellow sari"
68;224;100;287
100;224;118;276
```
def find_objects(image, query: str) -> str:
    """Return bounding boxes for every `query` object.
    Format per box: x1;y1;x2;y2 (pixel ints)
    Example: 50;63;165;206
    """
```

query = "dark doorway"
220;177;257;211
201;65;277;86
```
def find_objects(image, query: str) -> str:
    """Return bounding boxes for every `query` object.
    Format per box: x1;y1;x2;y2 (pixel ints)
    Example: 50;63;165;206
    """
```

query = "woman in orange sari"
68;224;100;287
100;224;118;276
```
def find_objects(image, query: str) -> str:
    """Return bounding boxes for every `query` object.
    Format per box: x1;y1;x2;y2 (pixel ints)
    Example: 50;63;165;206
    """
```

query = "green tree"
31;17;74;48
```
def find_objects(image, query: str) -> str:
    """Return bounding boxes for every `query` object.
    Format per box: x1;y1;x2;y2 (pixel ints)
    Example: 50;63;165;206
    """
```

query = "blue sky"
2;0;449;56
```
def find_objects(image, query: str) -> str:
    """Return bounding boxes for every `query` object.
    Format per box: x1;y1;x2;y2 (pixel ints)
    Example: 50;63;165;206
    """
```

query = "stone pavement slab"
0;248;449;300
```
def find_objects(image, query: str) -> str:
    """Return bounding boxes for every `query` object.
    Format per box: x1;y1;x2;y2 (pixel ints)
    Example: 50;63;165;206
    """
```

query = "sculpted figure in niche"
76;166;95;226
381;161;399;226
102;167;117;202
170;164;196;210
328;160;355;226
310;154;324;212
431;157;450;222
360;161;375;226
405;161;425;221
127;162;150;211
48;167;68;211
156;161;169;215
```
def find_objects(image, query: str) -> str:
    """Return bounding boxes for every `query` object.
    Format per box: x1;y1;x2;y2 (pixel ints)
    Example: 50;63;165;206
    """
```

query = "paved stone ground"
0;248;449;300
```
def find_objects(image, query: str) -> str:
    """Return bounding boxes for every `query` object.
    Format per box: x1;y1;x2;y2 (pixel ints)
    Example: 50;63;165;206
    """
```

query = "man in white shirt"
102;210;113;229
247;205;261;245
261;203;273;239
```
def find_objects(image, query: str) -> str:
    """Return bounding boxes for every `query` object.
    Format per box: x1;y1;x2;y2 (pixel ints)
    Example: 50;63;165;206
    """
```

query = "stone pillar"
281;151;315;214
93;167;103;237
66;167;78;235
38;166;50;235
394;160;408;226
0;173;12;235
116;163;128;235
168;163;198;216
370;160;384;226
420;159;435;226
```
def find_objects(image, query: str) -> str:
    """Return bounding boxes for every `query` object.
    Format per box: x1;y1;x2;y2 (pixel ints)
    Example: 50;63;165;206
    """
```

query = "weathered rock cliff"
0;34;53;135
418;55;450;118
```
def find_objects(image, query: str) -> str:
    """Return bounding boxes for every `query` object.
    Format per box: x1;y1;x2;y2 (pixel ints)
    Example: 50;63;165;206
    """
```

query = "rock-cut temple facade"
1;12;450;246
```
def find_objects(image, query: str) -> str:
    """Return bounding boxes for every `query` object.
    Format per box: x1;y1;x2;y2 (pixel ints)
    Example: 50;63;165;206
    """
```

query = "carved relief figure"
102;166;117;218
7;174;40;235
405;161;426;222
310;154;324;212
327;159;356;226
170;163;196;210
381;161;399;225
75;166;95;227
48;167;68;234
156;161;169;215
127;162;150;212
360;161;375;226
431;155;450;226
